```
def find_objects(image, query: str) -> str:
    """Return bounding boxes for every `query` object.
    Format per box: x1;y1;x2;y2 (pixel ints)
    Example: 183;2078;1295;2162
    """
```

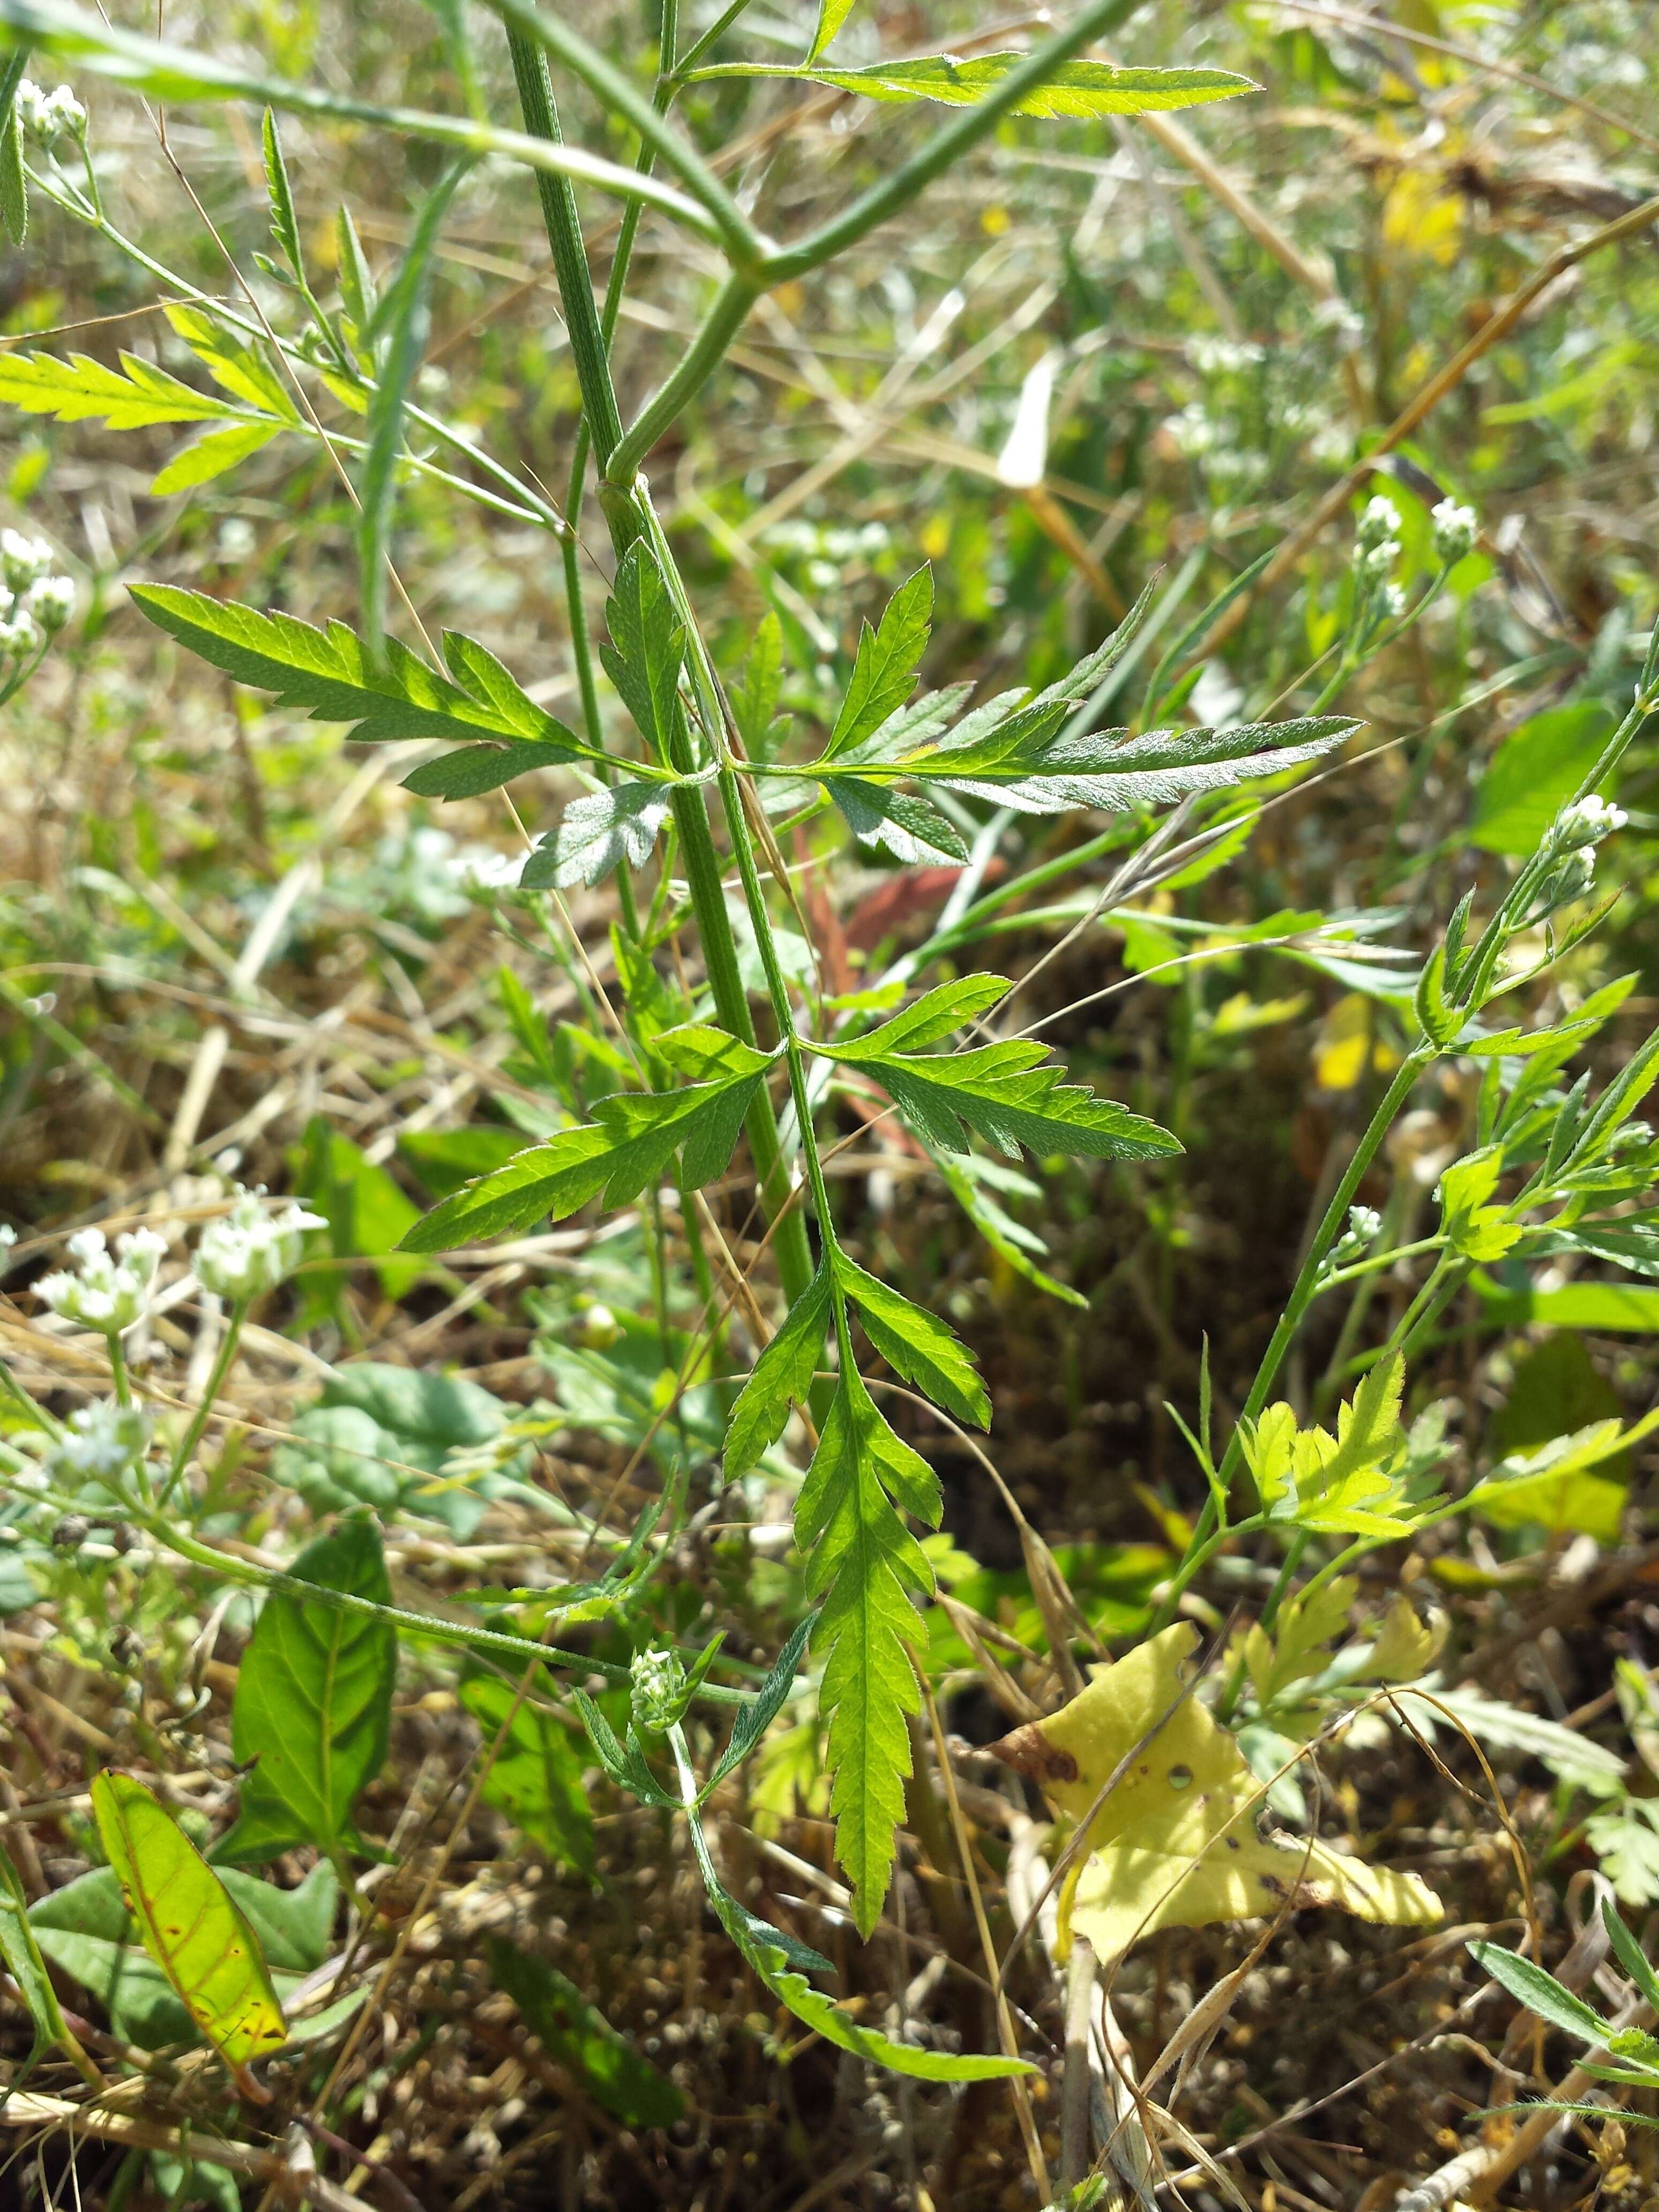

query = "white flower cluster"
1551;793;1626;853
46;1400;152;1490
630;1643;689;1735
1355;496;1402;582
36;1227;167;1335
1430;498;1477;565
14;79;86;145
193;1184;324;1304
1324;1204;1384;1276
0;532;74;659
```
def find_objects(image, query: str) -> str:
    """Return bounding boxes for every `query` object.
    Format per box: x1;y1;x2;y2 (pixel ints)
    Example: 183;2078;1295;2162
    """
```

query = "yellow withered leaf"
91;1773;287;2087
995;1624;1441;1961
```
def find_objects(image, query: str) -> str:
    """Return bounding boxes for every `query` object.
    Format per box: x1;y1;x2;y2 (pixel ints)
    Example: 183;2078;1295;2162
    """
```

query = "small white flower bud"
0;606;39;657
1551;794;1626;853
1356;495;1402;555
1;531;54;592
1430;498;1477;564
46;1400;152;1489
24;576;74;633
193;1184;324;1303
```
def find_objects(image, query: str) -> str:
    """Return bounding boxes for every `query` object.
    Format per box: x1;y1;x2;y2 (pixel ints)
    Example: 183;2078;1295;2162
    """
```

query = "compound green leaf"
725;1259;833;1479
150;419;282;495
89;1774;287;2083
128;586;587;759
599;542;685;763
0;349;253;429
683;1792;1030;2077
403;1044;775;1251
836;1254;989;1427
832;1028;1178;1165
220;1518;395;1862
825;568;933;759
795;1367;939;1933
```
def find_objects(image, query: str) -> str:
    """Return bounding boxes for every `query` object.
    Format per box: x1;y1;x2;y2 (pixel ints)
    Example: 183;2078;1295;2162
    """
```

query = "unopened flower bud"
1356;495;1401;556
1550;794;1626;854
1;530;54;593
1430;498;1477;564
630;1644;688;1736
24;576;74;633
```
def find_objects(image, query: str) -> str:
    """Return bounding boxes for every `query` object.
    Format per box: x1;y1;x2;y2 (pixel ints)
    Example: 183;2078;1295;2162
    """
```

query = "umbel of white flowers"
193;1185;325;1303
36;1227;167;1335
14;80;86;145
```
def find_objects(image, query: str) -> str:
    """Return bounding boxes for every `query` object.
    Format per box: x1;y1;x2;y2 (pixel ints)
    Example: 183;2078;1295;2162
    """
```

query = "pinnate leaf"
795;1368;939;1933
403;1035;775;1252
129;587;586;759
836;1255;989;1427
826;568;933;758
725;1259;833;1479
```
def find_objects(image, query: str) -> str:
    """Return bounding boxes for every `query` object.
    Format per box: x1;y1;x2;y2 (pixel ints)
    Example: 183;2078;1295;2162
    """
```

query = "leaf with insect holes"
0;1844;76;2079
796;1365;941;1933
0;53;29;245
217;1518;394;1863
994;1623;1440;1961
601;541;685;762
129;588;588;765
488;1939;682;2125
724;1258;834;1479
522;782;673;890
401;1028;778;1252
90;1774;288;2078
773;56;1258;119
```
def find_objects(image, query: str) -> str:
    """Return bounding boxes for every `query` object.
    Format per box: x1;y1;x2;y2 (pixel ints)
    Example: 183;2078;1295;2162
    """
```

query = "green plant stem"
758;0;1148;282
155;1301;247;1510
491;0;764;267
602;271;760;489
673;0;760;76
108;1336;131;1408
505;42;815;1313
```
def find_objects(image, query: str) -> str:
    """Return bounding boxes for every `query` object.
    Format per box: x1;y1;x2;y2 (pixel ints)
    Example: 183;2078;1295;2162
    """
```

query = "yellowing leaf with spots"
995;1624;1440;1961
90;1773;286;2088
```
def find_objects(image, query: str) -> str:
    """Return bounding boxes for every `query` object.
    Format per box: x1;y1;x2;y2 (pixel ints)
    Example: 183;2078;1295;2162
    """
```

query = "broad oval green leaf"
89;1773;287;2082
220;1517;395;1861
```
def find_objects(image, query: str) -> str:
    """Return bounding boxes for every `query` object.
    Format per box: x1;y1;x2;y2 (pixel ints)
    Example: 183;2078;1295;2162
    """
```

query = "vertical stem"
506;32;816;1312
156;1303;248;1511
